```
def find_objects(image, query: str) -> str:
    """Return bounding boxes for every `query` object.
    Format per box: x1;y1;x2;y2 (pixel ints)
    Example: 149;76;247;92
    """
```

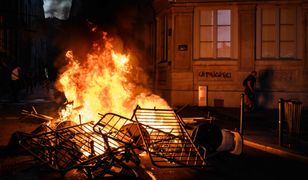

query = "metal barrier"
93;106;207;168
19;122;140;178
278;98;303;147
284;100;302;135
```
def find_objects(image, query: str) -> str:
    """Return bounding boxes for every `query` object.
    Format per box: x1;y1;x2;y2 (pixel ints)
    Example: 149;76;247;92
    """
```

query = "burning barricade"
18;105;206;178
7;31;242;179
16;104;242;179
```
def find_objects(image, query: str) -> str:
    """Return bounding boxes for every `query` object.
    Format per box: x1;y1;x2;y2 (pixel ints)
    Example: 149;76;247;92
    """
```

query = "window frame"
193;6;238;60
256;5;302;60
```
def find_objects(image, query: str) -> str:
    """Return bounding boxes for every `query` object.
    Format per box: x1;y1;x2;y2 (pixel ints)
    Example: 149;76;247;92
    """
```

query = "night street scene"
1;0;308;179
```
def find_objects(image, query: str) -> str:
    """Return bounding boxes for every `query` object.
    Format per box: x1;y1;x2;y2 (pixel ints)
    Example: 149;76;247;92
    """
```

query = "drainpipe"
278;98;283;146
240;93;245;135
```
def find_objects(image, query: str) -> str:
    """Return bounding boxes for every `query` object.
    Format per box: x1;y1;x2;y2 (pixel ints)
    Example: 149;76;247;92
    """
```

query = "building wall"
0;0;46;94
154;0;308;109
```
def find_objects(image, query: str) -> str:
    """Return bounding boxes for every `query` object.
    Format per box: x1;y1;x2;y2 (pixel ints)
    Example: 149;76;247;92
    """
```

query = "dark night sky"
44;0;155;78
69;0;153;25
44;0;154;29
64;0;154;50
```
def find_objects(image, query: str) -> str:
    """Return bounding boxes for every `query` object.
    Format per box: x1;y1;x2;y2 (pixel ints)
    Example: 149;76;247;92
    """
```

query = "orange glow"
55;32;170;124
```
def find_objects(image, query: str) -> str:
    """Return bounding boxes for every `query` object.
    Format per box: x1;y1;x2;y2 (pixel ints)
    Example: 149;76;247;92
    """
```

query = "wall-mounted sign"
178;44;188;51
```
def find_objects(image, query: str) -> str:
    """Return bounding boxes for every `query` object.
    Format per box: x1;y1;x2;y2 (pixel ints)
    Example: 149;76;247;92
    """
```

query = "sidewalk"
176;105;308;162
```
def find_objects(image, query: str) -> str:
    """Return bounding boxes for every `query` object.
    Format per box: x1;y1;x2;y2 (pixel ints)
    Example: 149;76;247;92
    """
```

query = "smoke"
46;0;155;89
43;0;72;20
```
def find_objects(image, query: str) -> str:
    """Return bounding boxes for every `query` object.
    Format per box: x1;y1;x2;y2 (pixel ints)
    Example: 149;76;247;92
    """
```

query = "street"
1;102;308;179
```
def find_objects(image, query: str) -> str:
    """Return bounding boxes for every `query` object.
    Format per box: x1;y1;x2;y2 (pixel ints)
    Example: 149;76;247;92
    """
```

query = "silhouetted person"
10;66;21;102
243;71;257;112
25;69;34;95
43;67;50;93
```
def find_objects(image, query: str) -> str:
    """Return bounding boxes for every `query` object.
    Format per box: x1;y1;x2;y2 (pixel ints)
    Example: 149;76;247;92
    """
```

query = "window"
198;9;232;58
257;6;301;59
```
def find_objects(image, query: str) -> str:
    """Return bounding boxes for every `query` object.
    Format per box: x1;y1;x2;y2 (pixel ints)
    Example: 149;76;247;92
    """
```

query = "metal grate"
93;113;147;153
19;122;139;178
19;105;207;177
93;106;207;168
131;105;206;168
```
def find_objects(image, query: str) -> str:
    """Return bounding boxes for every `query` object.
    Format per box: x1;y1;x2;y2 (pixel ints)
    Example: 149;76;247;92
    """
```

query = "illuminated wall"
153;0;308;109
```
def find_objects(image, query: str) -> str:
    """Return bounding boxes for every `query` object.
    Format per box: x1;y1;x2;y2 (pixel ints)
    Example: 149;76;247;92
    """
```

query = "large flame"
55;32;170;124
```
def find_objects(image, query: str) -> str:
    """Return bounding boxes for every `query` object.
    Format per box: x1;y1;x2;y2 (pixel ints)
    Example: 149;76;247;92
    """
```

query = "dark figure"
25;70;34;94
10;66;21;102
43;67;50;93
243;71;257;112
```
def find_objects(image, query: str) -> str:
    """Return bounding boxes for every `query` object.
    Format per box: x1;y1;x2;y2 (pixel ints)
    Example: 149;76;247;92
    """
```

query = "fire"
55;32;170;124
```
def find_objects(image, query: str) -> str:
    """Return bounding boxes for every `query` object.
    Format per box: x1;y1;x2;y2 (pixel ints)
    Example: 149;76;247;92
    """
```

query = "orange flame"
55;32;170;124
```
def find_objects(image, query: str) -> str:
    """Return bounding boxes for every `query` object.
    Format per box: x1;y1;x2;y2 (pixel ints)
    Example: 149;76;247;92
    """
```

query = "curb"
244;139;308;163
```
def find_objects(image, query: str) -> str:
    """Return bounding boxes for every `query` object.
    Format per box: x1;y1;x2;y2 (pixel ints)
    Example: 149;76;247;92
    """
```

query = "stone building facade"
153;0;308;109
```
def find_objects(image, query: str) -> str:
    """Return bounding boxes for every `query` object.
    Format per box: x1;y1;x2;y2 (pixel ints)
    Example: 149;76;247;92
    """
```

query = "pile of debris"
11;105;241;179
